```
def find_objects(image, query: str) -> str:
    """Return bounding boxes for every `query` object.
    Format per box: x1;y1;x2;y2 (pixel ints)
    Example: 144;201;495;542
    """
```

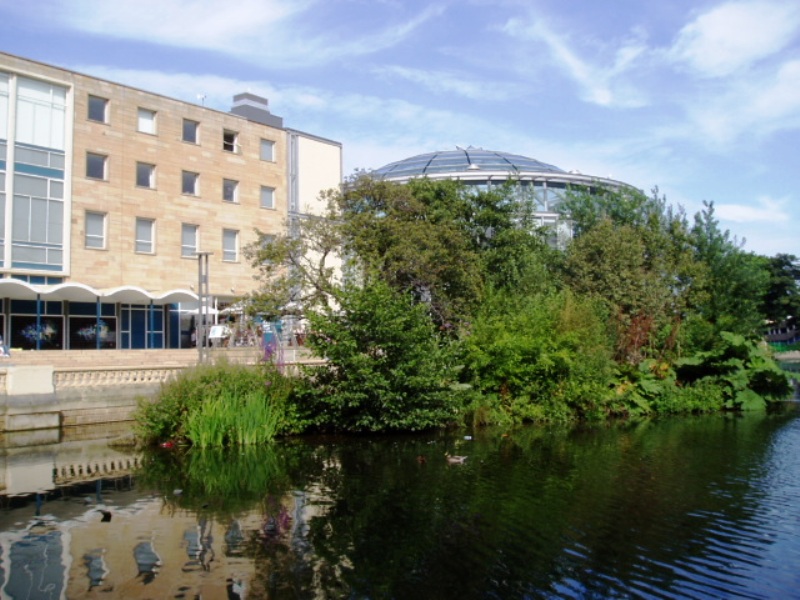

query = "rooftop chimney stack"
230;93;283;128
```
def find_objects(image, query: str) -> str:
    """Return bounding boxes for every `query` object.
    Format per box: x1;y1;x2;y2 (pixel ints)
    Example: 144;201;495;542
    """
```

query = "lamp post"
196;251;213;364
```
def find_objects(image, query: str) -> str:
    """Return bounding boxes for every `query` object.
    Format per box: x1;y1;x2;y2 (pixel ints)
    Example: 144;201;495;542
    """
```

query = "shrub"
133;359;297;446
296;279;465;432
461;289;615;425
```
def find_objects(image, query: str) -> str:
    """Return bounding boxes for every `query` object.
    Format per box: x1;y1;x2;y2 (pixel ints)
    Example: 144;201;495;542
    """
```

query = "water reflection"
1;408;799;598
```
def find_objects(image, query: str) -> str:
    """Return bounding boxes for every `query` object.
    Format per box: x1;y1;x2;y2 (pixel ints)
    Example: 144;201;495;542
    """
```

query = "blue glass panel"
13;162;64;179
69;302;97;316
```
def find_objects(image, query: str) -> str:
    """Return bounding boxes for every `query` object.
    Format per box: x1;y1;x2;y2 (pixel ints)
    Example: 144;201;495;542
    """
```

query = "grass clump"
134;359;297;447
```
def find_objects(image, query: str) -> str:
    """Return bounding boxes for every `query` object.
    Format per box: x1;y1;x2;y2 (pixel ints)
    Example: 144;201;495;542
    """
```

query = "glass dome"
372;147;565;180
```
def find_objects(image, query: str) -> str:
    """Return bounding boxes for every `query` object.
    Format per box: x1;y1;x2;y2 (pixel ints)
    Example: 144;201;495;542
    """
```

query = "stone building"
0;52;341;350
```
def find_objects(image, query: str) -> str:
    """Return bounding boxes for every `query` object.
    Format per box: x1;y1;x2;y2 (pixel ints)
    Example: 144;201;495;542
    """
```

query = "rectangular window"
86;152;107;180
135;217;154;254
222;179;238;203
182;119;199;143
260;185;275;209
16;77;67;150
260;139;275;161
223;130;238;153
0;172;5;256
87;95;108;123
137;108;156;134
136;162;155;188
181;223;198;258
223;229;239;262
0;73;8;141
182;171;199;195
11;173;64;268
85;211;106;249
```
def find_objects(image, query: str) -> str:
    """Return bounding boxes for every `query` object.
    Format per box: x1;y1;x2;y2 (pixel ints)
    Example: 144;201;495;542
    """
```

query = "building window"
12;173;64;269
86;152;107;180
223;229;239;262
223;179;238;203
16;77;67;150
260;185;275;209
182;119;199;143
182;171;199;195
87;95;108;123
137;108;156;134
181;223;198;258
260;139;275;161
136;162;155;188
135;218;154;254
85;211;106;249
223;130;238;153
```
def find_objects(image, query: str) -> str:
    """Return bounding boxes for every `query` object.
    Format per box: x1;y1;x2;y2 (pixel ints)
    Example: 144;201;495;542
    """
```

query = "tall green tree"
688;201;769;346
338;175;485;327
761;253;800;326
243;190;345;317
559;185;670;237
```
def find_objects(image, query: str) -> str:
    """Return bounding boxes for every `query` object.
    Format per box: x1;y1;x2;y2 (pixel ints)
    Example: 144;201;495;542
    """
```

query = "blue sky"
1;0;798;257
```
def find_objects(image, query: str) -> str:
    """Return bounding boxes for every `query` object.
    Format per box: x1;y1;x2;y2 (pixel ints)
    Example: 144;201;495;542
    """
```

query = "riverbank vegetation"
136;176;797;445
134;360;298;447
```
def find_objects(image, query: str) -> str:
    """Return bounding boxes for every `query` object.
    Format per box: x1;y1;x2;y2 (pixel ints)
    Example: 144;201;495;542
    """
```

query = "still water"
1;407;800;599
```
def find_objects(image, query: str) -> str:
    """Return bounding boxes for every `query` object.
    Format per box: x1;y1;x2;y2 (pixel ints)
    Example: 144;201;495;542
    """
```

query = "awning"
0;280;199;304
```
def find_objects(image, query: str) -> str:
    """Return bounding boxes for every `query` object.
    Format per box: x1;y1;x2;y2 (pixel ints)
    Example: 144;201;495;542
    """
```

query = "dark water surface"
2;407;800;598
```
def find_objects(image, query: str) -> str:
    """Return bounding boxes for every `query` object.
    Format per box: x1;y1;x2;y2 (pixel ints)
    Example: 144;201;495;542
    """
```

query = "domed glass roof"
372;147;565;180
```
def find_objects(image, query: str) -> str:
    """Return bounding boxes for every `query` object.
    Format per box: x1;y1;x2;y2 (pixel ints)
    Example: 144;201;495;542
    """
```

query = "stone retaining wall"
0;346;321;432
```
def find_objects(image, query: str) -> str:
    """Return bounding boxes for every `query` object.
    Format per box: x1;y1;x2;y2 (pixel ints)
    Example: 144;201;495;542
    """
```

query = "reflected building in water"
0;430;338;598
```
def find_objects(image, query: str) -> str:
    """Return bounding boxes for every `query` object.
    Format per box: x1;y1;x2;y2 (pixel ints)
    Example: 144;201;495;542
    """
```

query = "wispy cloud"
374;65;522;101
667;0;800;77
682;58;800;144
54;0;445;67
501;13;649;107
715;195;790;223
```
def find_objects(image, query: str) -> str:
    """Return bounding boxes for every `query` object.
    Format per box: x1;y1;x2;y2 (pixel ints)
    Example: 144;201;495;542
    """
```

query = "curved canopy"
0;280;198;304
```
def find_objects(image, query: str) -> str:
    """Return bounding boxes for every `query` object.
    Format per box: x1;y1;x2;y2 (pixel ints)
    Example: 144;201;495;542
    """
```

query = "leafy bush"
461;290;615;425
296;279;465;432
675;332;792;410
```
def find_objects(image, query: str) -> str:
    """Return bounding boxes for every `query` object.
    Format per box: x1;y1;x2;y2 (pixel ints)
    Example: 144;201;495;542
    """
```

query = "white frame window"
223;129;238;153
222;178;238;203
16;77;67;150
182;118;199;143
135;217;155;254
222;229;239;262
260;139;275;161
85;211;106;249
87;95;108;123
137;107;157;134
181;223;199;258
136;162;155;188
260;185;275;209
86;152;107;180
182;170;199;196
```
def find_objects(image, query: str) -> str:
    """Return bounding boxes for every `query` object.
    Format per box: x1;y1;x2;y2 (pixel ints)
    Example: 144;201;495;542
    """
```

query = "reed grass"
185;389;283;448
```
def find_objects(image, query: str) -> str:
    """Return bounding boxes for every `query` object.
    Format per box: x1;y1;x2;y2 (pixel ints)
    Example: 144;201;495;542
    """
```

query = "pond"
2;406;800;599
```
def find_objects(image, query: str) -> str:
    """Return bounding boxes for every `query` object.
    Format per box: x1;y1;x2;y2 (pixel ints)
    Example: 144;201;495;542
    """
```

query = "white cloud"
684;58;800;144
669;0;800;77
56;0;445;67
715;195;790;223
501;14;648;108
